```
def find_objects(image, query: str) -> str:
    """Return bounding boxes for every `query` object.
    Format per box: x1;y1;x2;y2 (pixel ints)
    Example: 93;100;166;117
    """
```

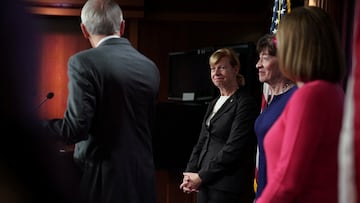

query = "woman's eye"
210;66;226;72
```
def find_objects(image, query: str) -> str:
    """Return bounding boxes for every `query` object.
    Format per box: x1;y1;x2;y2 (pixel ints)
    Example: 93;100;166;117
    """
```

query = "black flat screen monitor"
167;48;216;102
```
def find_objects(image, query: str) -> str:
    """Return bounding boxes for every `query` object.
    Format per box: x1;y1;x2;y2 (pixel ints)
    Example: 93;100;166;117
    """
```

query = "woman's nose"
255;60;262;69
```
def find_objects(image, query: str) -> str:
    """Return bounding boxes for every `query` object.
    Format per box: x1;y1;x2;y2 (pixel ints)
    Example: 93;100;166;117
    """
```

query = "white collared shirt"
206;95;230;126
96;35;120;47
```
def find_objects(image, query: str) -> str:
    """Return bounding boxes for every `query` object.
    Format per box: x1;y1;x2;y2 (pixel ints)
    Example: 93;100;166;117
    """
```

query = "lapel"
209;90;239;124
204;99;217;121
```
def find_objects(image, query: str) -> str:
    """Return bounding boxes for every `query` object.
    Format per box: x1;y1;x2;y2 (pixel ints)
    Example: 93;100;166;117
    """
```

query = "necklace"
281;83;293;94
267;82;294;105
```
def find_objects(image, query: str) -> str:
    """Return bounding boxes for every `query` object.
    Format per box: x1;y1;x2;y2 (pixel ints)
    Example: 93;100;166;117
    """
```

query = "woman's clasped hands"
179;172;201;194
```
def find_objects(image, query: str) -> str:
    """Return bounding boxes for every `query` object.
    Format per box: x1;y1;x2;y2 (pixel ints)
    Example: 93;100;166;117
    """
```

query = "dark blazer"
185;88;259;202
43;37;160;203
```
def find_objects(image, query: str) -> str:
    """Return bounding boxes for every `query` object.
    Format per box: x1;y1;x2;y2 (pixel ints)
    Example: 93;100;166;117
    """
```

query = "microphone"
37;92;54;109
46;92;54;99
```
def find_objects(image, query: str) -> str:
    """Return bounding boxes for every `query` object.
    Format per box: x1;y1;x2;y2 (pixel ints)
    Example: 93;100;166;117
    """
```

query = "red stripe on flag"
354;5;360;201
339;1;360;203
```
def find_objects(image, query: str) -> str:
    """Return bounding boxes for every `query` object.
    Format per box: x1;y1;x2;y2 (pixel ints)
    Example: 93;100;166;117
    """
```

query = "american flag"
256;0;293;191
261;0;291;109
339;0;360;202
270;0;291;34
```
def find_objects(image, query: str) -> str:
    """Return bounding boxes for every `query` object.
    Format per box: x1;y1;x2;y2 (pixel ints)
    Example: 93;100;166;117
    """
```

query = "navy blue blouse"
254;85;297;199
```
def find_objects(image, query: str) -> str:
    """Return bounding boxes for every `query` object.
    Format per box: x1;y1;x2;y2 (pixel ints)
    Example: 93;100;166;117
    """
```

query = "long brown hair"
276;6;345;83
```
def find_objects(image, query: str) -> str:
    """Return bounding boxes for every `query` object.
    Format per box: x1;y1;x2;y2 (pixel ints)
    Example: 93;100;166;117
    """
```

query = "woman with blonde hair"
257;6;345;203
180;48;259;203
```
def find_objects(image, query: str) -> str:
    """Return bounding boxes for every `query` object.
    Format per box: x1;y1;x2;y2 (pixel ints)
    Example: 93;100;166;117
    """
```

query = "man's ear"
120;20;125;36
80;23;90;39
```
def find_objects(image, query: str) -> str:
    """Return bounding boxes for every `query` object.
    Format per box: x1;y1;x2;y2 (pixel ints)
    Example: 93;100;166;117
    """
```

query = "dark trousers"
197;187;253;203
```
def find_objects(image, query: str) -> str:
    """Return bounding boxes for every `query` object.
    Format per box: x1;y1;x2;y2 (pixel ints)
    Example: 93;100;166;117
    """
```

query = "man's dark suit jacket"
185;88;259;202
43;37;160;203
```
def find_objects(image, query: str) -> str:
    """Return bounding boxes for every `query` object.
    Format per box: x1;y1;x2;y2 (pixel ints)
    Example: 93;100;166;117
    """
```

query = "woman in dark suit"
180;48;259;203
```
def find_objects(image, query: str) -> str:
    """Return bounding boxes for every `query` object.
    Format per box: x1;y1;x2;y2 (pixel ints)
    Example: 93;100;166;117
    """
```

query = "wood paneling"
36;15;90;119
34;15;139;118
156;170;197;203
24;0;143;6
144;0;271;14
24;0;144;17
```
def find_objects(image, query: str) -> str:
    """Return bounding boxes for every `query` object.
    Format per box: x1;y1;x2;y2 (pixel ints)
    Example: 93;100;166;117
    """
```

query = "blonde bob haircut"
209;48;245;87
276;6;345;83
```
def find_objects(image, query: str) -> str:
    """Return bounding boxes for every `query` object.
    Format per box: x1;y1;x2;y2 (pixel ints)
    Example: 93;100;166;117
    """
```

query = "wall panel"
35;16;90;118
